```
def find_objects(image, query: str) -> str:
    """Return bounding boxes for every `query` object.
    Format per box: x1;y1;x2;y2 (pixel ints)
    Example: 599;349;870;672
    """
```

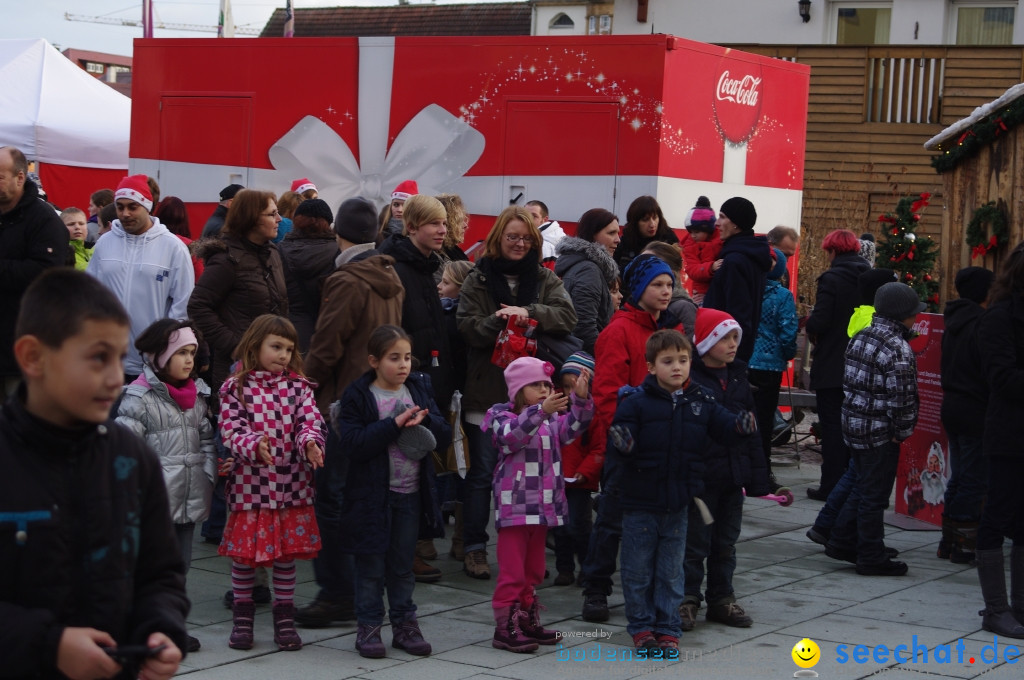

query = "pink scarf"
166;379;198;411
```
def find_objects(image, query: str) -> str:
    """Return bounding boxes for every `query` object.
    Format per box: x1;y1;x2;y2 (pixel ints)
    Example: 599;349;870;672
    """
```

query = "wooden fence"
732;44;1024;304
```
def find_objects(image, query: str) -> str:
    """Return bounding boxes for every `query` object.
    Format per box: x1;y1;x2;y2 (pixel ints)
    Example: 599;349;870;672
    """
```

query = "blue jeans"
311;426;355;603
828;442;900;566
621;509;687;637
463;421;499;554
943;432;987;522
554;487;594;574
814;458;858;531
353;490;420;626
684;485;744;605
578;470;623;596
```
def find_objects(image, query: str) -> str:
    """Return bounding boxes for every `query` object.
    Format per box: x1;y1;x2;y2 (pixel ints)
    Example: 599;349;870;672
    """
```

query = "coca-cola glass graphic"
713;58;764;185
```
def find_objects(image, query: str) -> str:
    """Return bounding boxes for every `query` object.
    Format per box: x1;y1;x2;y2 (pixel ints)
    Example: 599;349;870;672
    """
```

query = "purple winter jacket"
482;392;594;530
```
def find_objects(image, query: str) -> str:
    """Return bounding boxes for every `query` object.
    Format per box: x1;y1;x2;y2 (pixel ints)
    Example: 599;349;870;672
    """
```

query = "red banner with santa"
895;313;948;527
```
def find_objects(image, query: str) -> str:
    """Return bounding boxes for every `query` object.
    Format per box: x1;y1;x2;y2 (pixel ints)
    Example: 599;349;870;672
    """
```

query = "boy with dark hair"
683;308;769;630
826;282;923;576
1;268;188;680
609;329;755;652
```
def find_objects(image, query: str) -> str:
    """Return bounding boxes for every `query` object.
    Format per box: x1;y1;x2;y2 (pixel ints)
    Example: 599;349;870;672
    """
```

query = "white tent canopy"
0;38;130;169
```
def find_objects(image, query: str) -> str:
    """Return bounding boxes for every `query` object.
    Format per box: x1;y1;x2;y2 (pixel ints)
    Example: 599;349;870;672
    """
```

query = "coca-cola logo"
717;71;762;107
713;60;763;144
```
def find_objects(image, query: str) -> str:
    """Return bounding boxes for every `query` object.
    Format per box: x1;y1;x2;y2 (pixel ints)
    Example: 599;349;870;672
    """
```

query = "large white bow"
268;37;484;209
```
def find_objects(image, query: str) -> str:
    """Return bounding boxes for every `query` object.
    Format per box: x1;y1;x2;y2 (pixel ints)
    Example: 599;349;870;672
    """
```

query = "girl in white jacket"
117;318;216;653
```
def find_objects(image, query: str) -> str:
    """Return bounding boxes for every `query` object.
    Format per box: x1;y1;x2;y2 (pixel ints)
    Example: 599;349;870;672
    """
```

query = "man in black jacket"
938;266;994;563
200;183;244;238
702;196;772;363
0;146;69;397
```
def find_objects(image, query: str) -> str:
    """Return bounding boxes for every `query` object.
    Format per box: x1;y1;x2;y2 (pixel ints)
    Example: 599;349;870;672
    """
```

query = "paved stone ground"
174;452;1019;680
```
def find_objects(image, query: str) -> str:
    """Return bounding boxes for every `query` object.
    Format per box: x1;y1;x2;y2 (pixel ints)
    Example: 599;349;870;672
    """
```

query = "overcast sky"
0;0;526;57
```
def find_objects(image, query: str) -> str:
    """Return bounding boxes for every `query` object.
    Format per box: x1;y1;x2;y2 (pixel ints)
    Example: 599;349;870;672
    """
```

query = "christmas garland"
966;201;1008;259
931;95;1024;173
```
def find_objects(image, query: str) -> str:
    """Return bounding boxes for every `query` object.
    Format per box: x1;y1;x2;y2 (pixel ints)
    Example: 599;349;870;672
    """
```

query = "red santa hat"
291;178;317;194
114;174;153;212
391;179;418;202
694;308;742;357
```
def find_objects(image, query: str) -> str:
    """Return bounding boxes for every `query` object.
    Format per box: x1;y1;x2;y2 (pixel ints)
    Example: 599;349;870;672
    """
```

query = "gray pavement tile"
353;657;489;680
177;643;366;679
837;575;984;632
781;564;954;600
731;562;827;596
775;613;967;648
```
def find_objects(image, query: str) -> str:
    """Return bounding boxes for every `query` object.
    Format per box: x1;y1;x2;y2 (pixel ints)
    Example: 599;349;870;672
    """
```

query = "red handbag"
491;317;538;369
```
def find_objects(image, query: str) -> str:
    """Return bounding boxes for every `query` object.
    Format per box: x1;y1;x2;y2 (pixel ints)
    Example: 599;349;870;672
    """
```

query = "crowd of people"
2;139;1024;679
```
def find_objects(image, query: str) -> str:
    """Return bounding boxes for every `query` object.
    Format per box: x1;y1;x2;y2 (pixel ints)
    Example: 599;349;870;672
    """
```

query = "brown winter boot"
519;599;559;645
448;502;465;561
416;539;438;561
950;520;979;564
492;604;539;653
228;600;255;650
272;601;303;651
937;516;954;559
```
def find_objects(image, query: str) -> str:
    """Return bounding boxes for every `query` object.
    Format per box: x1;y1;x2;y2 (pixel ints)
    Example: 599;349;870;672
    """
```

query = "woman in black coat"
804;229;870;500
277;199;339;355
975;242;1024;638
554;208;621;354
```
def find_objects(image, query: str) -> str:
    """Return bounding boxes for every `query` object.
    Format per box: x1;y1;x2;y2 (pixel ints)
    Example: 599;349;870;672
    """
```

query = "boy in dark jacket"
826;282;923;577
610;329;755;653
683;308;769;631
938;267;994;563
0;269;188;680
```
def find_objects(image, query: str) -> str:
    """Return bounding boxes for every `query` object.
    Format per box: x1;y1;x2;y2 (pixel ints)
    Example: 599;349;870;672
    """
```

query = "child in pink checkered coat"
482;356;593;654
218;315;326;652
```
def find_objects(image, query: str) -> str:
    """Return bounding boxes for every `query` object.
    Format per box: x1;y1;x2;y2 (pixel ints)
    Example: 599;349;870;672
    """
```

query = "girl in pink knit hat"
482;356;594;653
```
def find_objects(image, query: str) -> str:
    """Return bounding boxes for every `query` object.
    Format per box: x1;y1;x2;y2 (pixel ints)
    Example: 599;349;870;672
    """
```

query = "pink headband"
156;327;198;370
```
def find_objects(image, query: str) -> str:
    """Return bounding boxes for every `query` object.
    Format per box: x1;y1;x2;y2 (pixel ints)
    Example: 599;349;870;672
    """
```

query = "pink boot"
492;604;538;653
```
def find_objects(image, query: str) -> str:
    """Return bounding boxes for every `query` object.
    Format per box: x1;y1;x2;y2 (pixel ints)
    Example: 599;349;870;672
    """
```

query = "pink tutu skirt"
219;506;320;566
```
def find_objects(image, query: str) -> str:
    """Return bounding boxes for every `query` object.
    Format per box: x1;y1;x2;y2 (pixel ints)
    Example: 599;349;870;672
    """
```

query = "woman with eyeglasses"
189;189;289;390
455;205;578;580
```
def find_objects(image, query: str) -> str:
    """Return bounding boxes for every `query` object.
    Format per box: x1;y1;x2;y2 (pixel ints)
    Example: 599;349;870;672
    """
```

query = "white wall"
534;5;588;36
606;0;1020;45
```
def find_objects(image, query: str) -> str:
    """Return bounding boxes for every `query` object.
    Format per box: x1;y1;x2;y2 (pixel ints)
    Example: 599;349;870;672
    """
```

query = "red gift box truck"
130;34;808;245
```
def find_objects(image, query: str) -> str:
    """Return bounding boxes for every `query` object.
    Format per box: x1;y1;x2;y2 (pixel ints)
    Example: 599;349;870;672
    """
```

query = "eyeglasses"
504;234;534;245
261;210;280;218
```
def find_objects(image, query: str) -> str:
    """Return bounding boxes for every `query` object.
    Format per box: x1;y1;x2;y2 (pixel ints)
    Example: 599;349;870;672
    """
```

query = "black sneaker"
806;487;829;501
581;593;609;622
223;585;272;609
806;526;830;546
295;597;355;628
824;544;857;564
767;472;782;495
856;559;908;576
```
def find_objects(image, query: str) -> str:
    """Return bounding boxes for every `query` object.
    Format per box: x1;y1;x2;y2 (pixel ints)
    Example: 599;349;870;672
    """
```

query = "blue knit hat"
623;254;675;306
768;248;787;280
559;351;595;378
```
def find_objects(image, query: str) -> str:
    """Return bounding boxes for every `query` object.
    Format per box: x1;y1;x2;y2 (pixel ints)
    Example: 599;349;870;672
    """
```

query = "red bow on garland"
910;193;931;214
971;235;1001;260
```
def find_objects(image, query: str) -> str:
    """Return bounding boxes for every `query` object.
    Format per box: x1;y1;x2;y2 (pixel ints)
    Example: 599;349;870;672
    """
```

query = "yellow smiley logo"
792;638;821;669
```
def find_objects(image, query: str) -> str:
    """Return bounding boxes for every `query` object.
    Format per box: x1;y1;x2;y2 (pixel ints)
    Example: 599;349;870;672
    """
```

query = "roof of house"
61;48;133;68
260;2;532;37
